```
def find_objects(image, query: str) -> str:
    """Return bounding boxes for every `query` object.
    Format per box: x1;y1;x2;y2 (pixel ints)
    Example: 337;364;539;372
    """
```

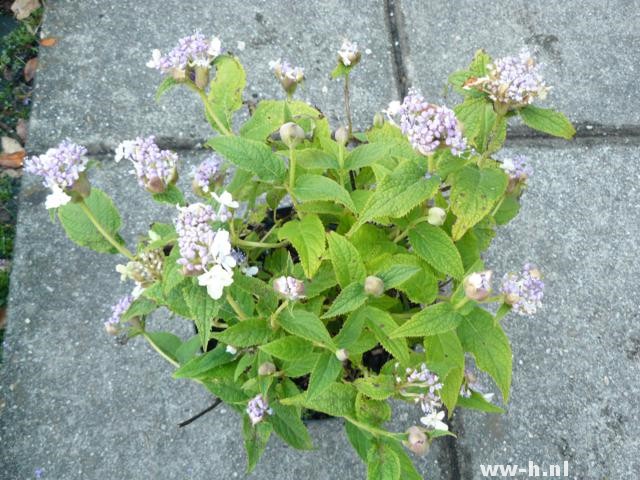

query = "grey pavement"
2;0;640;479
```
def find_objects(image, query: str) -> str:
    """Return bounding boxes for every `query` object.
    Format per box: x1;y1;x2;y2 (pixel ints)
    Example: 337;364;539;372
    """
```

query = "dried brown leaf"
16;119;28;142
0;151;25;168
1;136;23;154
24;57;38;82
40;37;58;47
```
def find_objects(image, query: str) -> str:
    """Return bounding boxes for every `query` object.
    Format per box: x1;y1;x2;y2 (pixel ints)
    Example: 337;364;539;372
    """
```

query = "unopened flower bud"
335;126;349;146
338;40;361;67
464;270;493;301
194;65;210;89
273;276;306;301
364;275;385;297
373;112;384;128
279;122;305;148
258;362;277;376
404;426;429;456
146;177;167;194
335;348;349;362
427;207;447;226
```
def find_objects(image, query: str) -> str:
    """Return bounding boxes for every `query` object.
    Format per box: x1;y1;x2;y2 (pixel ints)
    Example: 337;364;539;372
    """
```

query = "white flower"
338;39;360;66
242;266;259;277
208;229;236;270
225;345;238;355
208;37;222;57
383;100;402;125
482;392;495;403
114;140;136;163
212;190;239;209
45;185;71;209
198;264;234;300
420;411;449;431
131;284;145;299
146;49;162;69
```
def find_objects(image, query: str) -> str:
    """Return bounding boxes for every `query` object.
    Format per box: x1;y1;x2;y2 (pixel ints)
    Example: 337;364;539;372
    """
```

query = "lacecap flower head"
500;263;544;316
146;33;222;78
115;136;178;194
396;88;467;156
24;140;89;209
269;59;304;95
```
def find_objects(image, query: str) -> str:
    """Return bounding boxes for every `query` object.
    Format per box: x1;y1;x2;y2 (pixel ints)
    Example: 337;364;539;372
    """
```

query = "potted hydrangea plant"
24;35;574;478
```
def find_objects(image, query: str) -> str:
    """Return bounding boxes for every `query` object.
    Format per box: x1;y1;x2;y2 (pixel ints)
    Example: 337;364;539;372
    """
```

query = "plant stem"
288;146;297;190
427;154;436;174
344;73;353;137
392;216;430;243
226;293;247;321
78;200;135;260
186;82;233;136
479;112;505;166
234;238;288;249
270;300;289;330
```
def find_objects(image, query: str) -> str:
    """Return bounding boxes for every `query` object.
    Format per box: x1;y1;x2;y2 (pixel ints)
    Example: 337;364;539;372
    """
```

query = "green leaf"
208;136;285;182
367;442;401;480
353;161;439;230
145;332;181;363
212;318;273;347
207;55;246;133
356;393;391;426
449;165;508;240
306;351;343;399
353;374;396;400
296;148;340;170
303;261;338;298
259;336;313;361
277;214;326;278
519;105;576;139
454;97;505;153
281;382;357;417
425;331;465;412
360;307;410;365
344;142;398;170
322;282;367;319
457;308;512;401
345;422;373;462
183;281;221;351
327;232;366;289
173;345;234;379
175;335;202;365
457;391;505;413
278;308;335;349
269;402;313;450
494;195;520;225
376;264;420;291
151;184;185;206
386;441;423;480
58;188;123;254
155;76;179;101
408;223;464;279
391;302;463;338
122;297;157;321
243;415;272;473
293;174;356;212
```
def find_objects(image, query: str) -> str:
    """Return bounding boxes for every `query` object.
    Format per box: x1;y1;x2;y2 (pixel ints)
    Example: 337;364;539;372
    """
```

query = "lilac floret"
24;140;88;190
115;136;177;191
193;155;224;194
398;88;467;156
500;263;544;316
105;295;134;327
174;203;217;274
501;154;533;183
246;394;271;425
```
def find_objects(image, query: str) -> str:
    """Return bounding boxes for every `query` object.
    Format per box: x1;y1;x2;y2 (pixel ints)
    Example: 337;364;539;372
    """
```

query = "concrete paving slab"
399;1;640;131
0;153;450;479
28;0;397;153
453;140;640;479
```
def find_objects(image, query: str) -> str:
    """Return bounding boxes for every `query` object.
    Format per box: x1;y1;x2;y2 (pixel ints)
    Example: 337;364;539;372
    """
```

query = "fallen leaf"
40;37;58;47
1;136;23;154
0;151;25;168
16;119;28;142
24;57;38;82
0;308;6;330
10;0;40;20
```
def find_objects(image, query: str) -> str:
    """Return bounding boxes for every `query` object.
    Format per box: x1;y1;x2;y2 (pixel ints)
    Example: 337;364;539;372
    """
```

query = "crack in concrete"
384;0;410;99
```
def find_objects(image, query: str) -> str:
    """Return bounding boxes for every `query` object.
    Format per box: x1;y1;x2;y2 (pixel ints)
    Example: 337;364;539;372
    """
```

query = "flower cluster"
396;88;467;156
466;50;550;108
24;140;88;208
338;39;360;66
500;263;545;316
115;136;178;193
104;294;134;334
116;249;164;292
501;154;533;190
246;394;271;425
146;33;222;76
192;155;225;195
269;59;305;95
397;363;448;431
273;276;305;301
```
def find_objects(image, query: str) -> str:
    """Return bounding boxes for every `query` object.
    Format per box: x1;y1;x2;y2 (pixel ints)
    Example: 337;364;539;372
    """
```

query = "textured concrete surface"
28;0;397;152
400;0;640;131
0;156;449;479
454;141;640;479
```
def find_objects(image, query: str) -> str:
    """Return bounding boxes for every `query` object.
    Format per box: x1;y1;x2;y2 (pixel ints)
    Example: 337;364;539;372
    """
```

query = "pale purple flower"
273;276;305;301
193;155;224;194
467;50;550;107
146;33;222;74
175;203;218;273
34;468;45;479
115;136;177;192
397;363;444;415
247;394;271;425
24;140;88;207
105;295;134;328
500;263;544;316
397;89;467;156
269;59;304;94
500;154;533;183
